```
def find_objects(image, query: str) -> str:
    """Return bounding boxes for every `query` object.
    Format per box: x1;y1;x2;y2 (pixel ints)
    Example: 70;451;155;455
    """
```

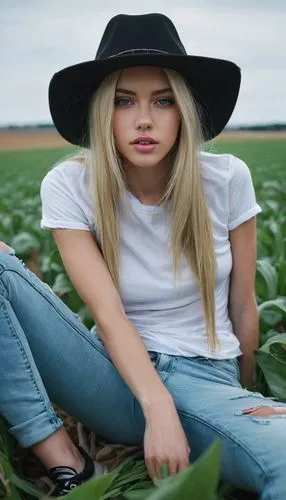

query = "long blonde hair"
66;68;219;353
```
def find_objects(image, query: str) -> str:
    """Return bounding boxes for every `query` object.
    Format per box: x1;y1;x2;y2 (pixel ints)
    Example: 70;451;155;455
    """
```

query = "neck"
123;159;170;205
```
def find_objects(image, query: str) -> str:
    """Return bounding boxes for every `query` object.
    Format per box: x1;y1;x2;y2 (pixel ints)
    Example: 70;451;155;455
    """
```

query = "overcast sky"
1;0;285;126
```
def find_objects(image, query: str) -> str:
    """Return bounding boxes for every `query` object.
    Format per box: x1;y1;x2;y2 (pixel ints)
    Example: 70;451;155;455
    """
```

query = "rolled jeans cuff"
9;410;64;448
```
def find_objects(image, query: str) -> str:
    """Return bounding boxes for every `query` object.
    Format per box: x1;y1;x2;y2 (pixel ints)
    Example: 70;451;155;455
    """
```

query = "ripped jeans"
1;248;286;500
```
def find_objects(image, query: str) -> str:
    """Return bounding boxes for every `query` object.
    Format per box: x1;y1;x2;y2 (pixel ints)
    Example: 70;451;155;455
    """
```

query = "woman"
1;13;286;499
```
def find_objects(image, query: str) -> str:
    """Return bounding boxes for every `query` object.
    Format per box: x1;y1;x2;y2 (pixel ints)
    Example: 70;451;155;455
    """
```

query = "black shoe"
48;445;95;496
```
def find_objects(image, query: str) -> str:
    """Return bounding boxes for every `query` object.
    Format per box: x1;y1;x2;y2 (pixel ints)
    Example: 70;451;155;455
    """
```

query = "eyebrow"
115;87;173;96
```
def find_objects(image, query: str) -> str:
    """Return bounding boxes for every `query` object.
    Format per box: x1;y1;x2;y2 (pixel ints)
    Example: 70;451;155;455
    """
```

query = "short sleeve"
40;167;90;231
227;156;262;230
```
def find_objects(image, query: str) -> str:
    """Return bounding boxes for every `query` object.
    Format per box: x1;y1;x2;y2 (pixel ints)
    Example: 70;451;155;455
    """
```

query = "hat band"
107;48;170;58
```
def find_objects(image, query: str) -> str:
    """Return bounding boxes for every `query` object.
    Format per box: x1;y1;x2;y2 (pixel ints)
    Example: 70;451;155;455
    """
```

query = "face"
112;66;181;170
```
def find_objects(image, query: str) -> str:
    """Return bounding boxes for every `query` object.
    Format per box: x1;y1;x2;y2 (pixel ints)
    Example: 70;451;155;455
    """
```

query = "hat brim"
49;54;241;146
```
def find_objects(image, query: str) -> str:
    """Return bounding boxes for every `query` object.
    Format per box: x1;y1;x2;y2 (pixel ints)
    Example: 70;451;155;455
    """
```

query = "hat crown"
95;13;187;60
49;13;241;146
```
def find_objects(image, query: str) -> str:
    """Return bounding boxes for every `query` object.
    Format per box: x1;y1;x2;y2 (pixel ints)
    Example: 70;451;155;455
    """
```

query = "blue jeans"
1;249;286;499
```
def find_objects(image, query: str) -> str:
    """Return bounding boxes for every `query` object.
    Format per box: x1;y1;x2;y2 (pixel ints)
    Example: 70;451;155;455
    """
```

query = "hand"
143;397;190;481
0;242;11;252
239;355;257;389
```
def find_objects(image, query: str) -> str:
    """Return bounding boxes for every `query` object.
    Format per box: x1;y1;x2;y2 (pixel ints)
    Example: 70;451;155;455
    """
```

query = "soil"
0;128;285;151
0;129;71;151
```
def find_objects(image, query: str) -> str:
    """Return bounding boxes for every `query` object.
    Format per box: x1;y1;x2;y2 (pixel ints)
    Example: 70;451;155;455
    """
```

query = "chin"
126;154;165;168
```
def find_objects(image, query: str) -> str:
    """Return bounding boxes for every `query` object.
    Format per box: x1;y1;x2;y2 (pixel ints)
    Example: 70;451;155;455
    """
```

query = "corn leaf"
125;440;221;500
255;333;286;401
62;473;113;499
10;472;43;498
256;260;277;301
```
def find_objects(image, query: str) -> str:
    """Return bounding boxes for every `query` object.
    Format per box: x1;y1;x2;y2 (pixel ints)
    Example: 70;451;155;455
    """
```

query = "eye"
114;97;133;106
157;97;175;106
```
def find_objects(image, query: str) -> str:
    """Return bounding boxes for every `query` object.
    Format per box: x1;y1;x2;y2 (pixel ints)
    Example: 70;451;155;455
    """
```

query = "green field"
1;138;285;268
1;137;285;182
0;138;285;499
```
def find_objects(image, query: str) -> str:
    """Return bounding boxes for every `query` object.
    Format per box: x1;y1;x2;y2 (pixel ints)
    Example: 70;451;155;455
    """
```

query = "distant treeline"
1;123;286;131
227;123;286;131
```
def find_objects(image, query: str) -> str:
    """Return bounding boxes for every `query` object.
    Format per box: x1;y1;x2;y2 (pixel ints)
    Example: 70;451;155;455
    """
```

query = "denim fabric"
0;249;286;499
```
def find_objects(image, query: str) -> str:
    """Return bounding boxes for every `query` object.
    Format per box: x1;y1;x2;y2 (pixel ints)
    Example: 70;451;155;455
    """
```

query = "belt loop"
156;353;173;372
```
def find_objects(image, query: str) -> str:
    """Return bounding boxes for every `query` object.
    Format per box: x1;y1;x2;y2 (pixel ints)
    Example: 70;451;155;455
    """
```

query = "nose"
134;105;153;131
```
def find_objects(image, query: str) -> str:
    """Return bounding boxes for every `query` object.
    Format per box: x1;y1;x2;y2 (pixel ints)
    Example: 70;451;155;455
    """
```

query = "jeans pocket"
215;358;240;381
148;351;160;369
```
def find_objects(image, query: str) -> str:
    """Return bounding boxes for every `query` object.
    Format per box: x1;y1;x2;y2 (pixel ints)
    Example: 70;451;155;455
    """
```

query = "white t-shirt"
40;152;262;359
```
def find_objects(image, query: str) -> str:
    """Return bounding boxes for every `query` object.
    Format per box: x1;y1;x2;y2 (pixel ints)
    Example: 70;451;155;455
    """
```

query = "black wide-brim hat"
49;13;241;147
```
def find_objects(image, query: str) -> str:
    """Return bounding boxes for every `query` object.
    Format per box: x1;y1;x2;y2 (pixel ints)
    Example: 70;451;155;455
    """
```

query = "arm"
228;217;259;389
51;229;173;416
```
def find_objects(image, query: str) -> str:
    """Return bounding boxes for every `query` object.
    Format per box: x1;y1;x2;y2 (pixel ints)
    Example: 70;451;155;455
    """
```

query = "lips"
131;136;158;144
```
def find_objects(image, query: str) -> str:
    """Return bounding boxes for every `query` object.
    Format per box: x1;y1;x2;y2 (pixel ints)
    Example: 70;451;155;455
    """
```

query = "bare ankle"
31;427;85;473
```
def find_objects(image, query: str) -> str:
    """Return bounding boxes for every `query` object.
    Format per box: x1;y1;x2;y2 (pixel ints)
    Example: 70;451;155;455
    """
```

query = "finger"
154;459;163;480
146;458;156;481
167;459;177;477
178;456;189;473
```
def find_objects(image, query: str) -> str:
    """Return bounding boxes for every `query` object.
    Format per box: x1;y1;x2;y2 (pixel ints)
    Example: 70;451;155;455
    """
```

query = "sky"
1;0;285;127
